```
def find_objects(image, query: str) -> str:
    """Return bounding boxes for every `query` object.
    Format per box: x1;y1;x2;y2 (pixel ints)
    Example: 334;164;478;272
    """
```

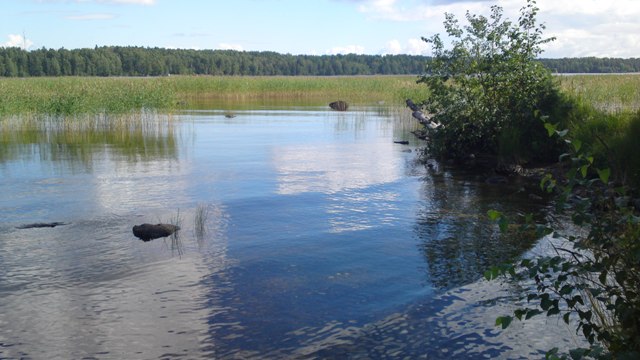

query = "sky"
1;0;639;58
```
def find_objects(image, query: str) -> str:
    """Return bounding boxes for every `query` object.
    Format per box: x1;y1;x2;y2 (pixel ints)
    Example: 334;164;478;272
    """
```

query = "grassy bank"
0;76;429;116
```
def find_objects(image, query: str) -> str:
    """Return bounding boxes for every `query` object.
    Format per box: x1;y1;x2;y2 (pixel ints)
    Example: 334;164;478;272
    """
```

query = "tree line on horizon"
0;46;639;77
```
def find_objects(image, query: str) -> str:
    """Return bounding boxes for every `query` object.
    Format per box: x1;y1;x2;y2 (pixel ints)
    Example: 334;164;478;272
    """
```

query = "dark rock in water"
329;100;349;111
16;222;67;229
133;223;180;242
394;140;410;145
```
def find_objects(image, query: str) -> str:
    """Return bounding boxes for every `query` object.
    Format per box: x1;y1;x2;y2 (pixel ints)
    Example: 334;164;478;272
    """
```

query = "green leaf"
544;122;556;137
580;164;589;178
597;168;610;184
483;269;493;281
572;139;582;152
525;309;542;319
560;284;573;296
498;218;509;232
487;209;502;221
563;312;570;324
545;348;560;360
495;315;512;329
541;296;553;311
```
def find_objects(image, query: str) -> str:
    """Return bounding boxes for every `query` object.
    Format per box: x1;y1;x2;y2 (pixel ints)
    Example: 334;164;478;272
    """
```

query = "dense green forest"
0;46;639;77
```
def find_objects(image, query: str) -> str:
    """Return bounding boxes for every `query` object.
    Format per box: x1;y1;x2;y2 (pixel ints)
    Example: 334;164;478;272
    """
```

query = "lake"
0;105;580;359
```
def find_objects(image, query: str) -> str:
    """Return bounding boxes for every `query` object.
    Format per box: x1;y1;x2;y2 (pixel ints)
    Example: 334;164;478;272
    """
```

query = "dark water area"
0;106;580;359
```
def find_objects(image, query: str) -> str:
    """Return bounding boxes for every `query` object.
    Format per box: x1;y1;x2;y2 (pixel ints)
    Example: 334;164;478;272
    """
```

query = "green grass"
170;75;429;104
0;75;429;116
557;74;640;113
551;74;640;187
0;77;176;116
1;74;638;116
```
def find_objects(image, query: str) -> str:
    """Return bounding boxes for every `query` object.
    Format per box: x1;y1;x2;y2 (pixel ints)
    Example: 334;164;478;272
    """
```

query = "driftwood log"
405;99;441;130
329;101;349;111
132;223;180;242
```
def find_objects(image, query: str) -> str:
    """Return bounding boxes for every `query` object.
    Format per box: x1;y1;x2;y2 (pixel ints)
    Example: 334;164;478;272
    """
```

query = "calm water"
0;106;579;359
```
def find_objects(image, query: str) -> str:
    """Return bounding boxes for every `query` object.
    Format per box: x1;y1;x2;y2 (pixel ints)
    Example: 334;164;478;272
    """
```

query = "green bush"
416;0;564;164
487;124;640;359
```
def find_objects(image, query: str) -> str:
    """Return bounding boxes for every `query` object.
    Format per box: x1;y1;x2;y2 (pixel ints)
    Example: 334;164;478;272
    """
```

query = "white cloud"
357;0;486;22
66;13;116;20
406;38;429;55
355;0;640;57
327;45;366;55
218;43;244;51
381;39;403;55
380;38;429;55
1;34;33;50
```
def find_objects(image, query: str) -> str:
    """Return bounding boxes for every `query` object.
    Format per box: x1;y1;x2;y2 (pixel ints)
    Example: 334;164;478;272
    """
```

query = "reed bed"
1;74;638;116
169;75;429;105
0;76;428;116
557;74;640;113
0;77;176;116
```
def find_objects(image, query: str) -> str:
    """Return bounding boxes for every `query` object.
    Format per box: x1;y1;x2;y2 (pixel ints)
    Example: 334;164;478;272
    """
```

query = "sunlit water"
0;107;581;359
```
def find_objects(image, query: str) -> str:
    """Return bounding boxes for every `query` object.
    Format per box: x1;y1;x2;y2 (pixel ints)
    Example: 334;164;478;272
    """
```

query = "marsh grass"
0;77;176;116
194;203;209;245
1;75;638;116
557;74;640;113
0;76;429;115
170;75;430;105
162;209;184;257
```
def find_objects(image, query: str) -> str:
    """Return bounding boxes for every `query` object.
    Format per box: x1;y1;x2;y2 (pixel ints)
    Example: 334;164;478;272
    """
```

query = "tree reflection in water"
415;164;550;290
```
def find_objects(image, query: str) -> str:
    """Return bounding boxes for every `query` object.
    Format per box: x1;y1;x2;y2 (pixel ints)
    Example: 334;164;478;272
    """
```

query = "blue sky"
1;0;639;58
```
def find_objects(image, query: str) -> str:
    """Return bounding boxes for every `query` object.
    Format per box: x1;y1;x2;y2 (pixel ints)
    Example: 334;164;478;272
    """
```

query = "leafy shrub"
416;0;564;164
487;123;640;359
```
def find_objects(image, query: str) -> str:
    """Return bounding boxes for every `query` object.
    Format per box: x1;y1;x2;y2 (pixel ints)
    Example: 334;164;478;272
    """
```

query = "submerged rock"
329;101;349;111
16;222;67;229
132;223;180;242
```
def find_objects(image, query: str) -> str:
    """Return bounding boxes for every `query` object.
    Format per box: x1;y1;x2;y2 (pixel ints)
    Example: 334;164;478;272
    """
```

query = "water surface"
0;106;577;359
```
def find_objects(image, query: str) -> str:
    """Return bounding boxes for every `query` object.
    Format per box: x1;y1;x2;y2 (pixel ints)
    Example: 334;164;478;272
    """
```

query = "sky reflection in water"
0;108;572;359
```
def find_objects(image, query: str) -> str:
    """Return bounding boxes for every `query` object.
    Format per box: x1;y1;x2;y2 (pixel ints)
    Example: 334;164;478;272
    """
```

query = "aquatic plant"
166;209;184;256
194;203;209;243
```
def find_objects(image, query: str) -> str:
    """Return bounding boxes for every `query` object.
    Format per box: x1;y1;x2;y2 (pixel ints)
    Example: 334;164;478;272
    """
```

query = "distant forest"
0;46;639;77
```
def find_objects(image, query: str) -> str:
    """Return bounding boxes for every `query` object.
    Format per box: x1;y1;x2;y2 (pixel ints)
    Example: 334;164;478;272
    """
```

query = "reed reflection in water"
0;111;179;167
0;107;574;359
